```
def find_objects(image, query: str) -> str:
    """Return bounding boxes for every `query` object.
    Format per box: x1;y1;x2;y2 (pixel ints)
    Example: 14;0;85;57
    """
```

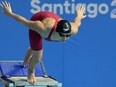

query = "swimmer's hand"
0;1;13;16
76;5;86;19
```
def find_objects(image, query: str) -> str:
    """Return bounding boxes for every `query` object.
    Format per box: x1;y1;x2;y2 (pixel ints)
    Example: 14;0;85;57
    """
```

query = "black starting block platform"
0;61;62;87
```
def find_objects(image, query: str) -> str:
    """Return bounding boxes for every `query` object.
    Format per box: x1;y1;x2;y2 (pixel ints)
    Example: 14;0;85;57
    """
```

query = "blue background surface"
0;0;116;87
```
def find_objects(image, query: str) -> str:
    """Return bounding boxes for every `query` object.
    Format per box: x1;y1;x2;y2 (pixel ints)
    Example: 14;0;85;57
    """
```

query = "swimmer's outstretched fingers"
0;1;12;16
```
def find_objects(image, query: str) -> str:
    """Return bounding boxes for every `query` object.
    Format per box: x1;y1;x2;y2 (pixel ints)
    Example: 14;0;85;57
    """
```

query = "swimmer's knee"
28;47;32;50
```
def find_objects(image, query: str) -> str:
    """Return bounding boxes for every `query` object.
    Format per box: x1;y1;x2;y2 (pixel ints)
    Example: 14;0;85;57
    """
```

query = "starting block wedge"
0;61;62;87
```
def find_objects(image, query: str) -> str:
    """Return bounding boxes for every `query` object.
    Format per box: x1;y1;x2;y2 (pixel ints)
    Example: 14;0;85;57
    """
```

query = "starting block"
0;61;62;87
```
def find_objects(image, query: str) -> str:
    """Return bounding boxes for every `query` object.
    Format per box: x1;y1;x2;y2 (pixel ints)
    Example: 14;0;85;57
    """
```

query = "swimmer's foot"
23;48;33;67
27;69;36;85
23;57;31;67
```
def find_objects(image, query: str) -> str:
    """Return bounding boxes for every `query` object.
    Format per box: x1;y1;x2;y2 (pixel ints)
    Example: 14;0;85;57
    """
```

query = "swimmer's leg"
27;50;43;84
23;47;33;67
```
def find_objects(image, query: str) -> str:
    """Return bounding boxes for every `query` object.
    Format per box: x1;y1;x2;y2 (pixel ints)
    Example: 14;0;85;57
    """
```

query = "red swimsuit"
29;11;60;51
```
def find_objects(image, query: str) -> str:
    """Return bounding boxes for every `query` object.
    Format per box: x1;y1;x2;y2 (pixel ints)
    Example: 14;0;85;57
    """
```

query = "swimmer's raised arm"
0;1;45;32
70;5;86;35
74;5;86;26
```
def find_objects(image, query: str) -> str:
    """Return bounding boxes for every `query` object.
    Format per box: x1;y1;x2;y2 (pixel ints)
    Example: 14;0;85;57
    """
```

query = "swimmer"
0;1;86;84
